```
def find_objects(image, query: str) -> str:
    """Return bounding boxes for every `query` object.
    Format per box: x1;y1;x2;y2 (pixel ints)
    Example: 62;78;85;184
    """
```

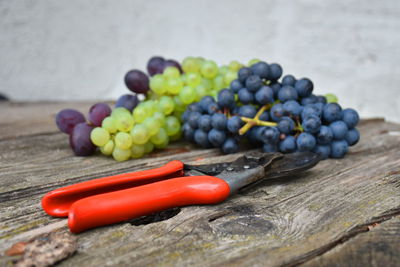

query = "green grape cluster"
90;102;181;161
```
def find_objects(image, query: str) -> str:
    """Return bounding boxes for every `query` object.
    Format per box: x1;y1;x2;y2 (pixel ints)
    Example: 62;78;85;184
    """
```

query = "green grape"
111;107;131;118
195;57;205;65
166;77;183;95
115;132;133;149
165;116;181;136
150;74;166;95
143;100;157;116
325;93;338;103
186;72;201;87
131;144;145;159
115;113;134;132
159;96;175;115
180;74;187;85
143;117;160;136
100;140;114;156
154;138;169;149
179;86;196;105
90;127;110;147
224;70;237;86
173;109;184;123
153;111;166;127
147;90;159;100
130;124;150;145
194;84;208;102
218;66;229;76
150;128;168;145
101;116;117;134
182;57;200;73
133;104;148;123
173;95;185;111
112;147;131;162
163;67;180;78
229;60;243;71
200;60;218;79
143;142;154;154
213;75;225;91
170;130;182;142
248;58;261;66
201;78;213;91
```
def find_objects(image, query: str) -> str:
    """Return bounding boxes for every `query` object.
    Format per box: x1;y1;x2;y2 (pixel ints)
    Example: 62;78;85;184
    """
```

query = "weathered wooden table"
1;102;399;267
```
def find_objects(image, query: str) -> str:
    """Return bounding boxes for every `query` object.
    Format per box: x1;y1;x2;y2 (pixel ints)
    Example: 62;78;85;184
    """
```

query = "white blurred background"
1;0;399;122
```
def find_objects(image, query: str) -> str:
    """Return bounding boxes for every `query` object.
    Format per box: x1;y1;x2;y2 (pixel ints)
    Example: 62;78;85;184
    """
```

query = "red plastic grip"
42;160;184;217
68;176;230;233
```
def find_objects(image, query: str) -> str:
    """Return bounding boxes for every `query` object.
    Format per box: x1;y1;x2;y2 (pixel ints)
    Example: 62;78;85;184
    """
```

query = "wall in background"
1;0;399;122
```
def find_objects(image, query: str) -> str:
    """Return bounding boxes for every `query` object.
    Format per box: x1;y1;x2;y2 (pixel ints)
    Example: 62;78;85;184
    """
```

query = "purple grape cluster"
182;61;360;159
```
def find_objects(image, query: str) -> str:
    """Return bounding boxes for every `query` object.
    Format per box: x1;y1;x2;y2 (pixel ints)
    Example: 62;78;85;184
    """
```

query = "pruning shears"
42;152;320;233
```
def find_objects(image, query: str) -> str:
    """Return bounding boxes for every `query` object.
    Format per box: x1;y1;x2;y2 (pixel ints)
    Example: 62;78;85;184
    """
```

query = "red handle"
42;161;184;217
68;176;230;233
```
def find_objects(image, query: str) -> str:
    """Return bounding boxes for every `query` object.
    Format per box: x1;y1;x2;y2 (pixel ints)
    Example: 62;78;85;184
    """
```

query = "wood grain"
0;102;400;266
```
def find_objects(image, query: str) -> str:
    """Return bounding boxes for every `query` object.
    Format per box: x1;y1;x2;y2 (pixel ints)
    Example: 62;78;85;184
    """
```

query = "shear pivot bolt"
243;165;250;169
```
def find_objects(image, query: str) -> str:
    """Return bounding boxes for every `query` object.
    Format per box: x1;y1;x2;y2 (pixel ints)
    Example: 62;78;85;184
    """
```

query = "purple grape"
164;59;183;73
69;123;96;156
124;70;150;94
147;56;165;76
88;103;111;127
115;94;139;111
55;109;86;134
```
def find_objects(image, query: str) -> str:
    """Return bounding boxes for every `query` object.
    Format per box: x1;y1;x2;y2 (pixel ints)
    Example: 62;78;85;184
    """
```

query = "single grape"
301;104;321;120
222;138;239;154
115;95;139;112
302;115;321;134
55;109;86;134
69;123;96;156
115;113;134;132
283;100;302;117
213;75;225;91
296;132;316;152
90;127;110;147
159;96;175;115
100;139;114;156
208;128;226;147
112;147;131;161
179;86;196;105
188;111;202;128
345;128;360;146
279;136;297;153
131;144;145;159
260;127;280;144
163;66;180;78
250;62;270;79
267;63;283;80
230;79;243;93
270;103;285;121
277;117;295;134
200;60;218;79
130;124;150;145
217;89;235;108
143;117;161;136
114;132;132;149
282;75;296;86
224;71;237;86
150;74;167;95
182;57;200;73
165;116;181;136
313;145;331;160
295;78;313;97
323;103;343;123
186;73;202;87
150;128;168;145
183;123;195;142
255;86;274;105
238;67;253;83
342;108;359;129
194;129;212;148
227;116;244;134
325;93;338;103
111;107;131;118
166;77;183;95
195;84;208;102
330;140;348;158
329;120;348;140
124;69;150;94
238;88;254;104
239;105;257;118
245;75;263;92
317;125;334;145
278;85;298;102
147;56;165;76
153;111;166;127
211;113;227;130
143;142;154;154
198;114;212;132
207;102;220;115
228;60;243;72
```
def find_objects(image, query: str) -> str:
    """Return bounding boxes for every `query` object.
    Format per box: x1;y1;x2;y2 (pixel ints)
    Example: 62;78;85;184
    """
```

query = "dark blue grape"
207;103;220;115
270;82;281;98
194;129;212;148
263;143;278;152
147;56;165;76
217;89;235;108
268;63;283;80
313;103;324;115
56;109;86;135
238;88;254;104
345;128;360;146
227;116;243;134
88;103;111;127
330;140;348;158
239;105;257;118
187;103;203;113
301;95;318;105
208;128;226;147
69;123;96;156
238;67;253;83
230;79;243;93
342;108;359;129
260;127;280;144
115;94;139;112
251;62;270;79
283;100;302;117
301;104;320;120
329;121;348;140
323;103;343;123
295;78;313;97
222;138;240;154
259;111;269;121
313;145;331;160
182;110;190;122
278;117;295;134
281;75;296;86
183;123;195;142
317;125;333;144
198;115;212;132
279;136;297;153
124;69;150;94
247;126;265;145
270;103;285;121
199;96;215;111
255;86;274;105
316;95;327;104
278;85;298;102
188;111;202;128
296;132;316;151
211;113;227;130
245;75;263;92
302;115;321;134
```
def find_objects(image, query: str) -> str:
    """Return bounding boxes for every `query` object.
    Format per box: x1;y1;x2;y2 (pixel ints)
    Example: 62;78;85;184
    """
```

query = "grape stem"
238;104;275;135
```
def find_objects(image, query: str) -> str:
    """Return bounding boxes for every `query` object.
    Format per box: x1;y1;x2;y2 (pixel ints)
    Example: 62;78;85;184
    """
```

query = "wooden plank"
1;102;400;266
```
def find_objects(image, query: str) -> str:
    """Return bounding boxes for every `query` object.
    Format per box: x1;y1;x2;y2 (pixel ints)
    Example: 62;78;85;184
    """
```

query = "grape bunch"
183;60;360;159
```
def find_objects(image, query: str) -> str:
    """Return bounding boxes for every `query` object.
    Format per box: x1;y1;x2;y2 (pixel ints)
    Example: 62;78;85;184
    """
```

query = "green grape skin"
173;95;185;111
163;67;180;78
115;113;134;132
325;93;338;103
224;70;237;87
111;107;131;118
130;124;150;145
200;60;218;79
115;132;133;149
153;111;166;127
101;116;117;134
170;129;182;142
180;74;187;85
132;104;148;123
179;86;196;105
143;142;154;154
182;57;200;73
159;96;175;115
154;138;169;149
228;60;243;72
248;58;261;66
186;73;201;87
131;144;145;159
194;84;208;102
144;100;157;115
100;139;114;156
166;77;183;95
218;66;229;76
173;109;184;123
143;117;161;136
150;128;168;145
165;116;181;136
195;57;205;66
201;78;213;91
150;74;166;95
213;75;225;91
90;127;110;147
112;147;131;162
